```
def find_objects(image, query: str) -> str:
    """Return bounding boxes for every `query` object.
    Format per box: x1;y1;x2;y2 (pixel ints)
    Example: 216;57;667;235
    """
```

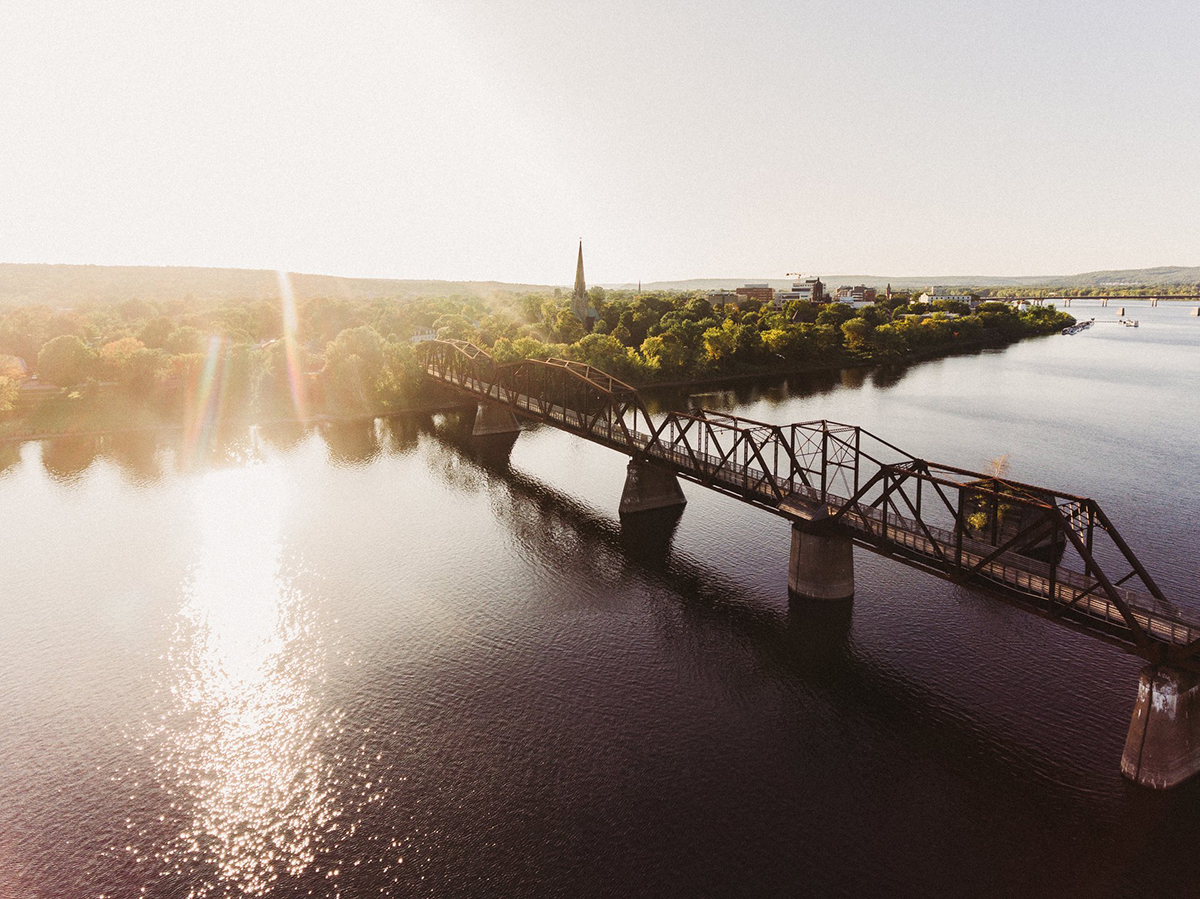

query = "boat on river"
1062;318;1096;335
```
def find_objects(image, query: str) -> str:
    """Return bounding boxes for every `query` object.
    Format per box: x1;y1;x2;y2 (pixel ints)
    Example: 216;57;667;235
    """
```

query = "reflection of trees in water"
41;435;102;483
185;428;263;471
14;413;431;485
378;414;423;455
839;367;868;390
18;414;432;485
256;421;308;453
105;431;166;483
36;428;259;484
793;368;845;396
647;369;852;417
35;433;157;484
0;441;22;479
255;416;424;462
317;414;427;467
869;363;910;390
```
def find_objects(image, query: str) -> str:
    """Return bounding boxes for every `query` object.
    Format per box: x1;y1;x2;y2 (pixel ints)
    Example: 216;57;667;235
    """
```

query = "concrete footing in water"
619;460;687;516
788;524;855;601
472;403;521;437
1121;666;1200;789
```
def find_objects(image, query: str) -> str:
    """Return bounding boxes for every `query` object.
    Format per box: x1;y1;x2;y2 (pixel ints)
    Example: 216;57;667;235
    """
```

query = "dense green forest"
0;286;1072;437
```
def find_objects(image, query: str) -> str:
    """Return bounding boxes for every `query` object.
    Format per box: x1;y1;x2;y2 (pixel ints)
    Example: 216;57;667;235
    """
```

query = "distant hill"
1037;266;1200;288
2;262;1196;307
608;266;1200;292
0;264;556;306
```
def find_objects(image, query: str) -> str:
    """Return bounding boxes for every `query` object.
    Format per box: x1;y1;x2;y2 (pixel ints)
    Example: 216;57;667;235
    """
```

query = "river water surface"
2;300;1199;898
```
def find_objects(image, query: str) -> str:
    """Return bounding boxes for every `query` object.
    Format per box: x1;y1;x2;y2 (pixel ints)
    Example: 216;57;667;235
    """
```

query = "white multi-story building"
917;291;978;307
775;278;824;307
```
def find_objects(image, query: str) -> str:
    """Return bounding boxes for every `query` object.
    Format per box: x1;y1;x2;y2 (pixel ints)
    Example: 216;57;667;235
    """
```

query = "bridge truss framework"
420;338;1200;787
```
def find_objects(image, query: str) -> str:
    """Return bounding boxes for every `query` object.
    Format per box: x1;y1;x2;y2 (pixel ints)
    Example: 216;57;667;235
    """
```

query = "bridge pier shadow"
619;506;685;566
436;408;519;470
469;432;520;469
784;595;855;673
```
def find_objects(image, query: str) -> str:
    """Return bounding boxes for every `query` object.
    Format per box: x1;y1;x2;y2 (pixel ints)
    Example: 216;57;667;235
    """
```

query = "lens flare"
276;271;308;423
182;336;230;467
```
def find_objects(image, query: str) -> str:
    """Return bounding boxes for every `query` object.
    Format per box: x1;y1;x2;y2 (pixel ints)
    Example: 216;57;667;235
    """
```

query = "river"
2;300;1198;898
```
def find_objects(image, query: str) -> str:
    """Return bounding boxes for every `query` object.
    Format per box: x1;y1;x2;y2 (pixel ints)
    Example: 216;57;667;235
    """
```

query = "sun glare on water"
145;462;342;896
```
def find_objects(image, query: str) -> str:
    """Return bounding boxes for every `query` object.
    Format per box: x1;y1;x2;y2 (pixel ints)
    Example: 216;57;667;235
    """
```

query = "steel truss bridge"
419;338;1200;675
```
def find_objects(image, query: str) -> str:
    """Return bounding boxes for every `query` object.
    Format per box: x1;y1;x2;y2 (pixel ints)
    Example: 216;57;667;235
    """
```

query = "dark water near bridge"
2;300;1199;898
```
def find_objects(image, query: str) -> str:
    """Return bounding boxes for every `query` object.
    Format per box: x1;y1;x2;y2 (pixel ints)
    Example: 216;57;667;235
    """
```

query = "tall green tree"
37;334;94;386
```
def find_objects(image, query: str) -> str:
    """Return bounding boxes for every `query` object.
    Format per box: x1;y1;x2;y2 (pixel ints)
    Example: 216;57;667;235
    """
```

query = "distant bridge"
419;338;1200;788
1002;294;1200;306
1034;294;1200;300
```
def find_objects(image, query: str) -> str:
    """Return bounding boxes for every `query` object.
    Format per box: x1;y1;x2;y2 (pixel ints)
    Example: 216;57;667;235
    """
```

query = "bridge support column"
788;525;854;601
619;460;686;516
472;403;521;437
1121;666;1200;789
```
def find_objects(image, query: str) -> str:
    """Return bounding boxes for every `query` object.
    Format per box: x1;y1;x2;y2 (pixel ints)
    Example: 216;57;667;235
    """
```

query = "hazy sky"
3;0;1198;285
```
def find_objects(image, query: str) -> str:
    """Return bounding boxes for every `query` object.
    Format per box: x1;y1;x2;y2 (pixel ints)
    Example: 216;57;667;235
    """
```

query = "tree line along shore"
0;288;1074;439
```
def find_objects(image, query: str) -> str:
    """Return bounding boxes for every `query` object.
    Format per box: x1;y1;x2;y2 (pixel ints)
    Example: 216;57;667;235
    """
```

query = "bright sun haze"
2;0;1198;282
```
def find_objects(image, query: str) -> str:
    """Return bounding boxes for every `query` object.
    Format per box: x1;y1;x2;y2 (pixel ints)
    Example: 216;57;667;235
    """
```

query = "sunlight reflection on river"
142;463;344;896
2;302;1197;898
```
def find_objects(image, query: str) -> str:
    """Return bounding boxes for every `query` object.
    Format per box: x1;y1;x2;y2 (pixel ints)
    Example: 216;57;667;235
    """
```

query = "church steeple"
572;240;589;323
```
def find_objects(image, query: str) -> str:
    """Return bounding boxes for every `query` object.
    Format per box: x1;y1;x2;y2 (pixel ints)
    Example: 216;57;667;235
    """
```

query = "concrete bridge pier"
1121;666;1200;789
619;459;687;516
788;524;855;601
472;402;521;438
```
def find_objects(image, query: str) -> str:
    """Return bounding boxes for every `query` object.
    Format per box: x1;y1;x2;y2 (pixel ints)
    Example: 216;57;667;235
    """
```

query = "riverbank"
0;330;1055;444
636;331;1040;393
0;390;471;444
